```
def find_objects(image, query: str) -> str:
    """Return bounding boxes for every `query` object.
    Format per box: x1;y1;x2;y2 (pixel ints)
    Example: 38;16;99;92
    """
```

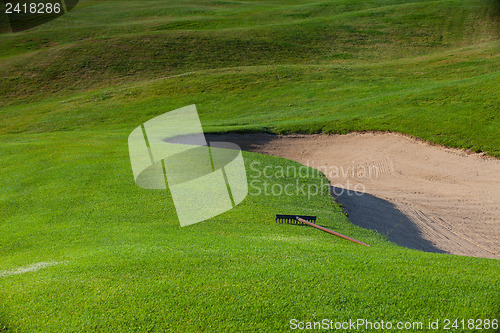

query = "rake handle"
296;217;371;247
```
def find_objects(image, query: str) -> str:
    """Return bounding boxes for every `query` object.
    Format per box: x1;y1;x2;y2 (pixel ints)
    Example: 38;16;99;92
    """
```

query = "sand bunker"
209;132;500;259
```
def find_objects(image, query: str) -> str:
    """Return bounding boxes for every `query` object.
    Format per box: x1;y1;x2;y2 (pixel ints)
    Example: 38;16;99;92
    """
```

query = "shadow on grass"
206;133;277;150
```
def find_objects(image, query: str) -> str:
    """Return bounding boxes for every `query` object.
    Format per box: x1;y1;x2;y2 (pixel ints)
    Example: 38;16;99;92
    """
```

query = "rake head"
275;214;371;246
275;214;317;225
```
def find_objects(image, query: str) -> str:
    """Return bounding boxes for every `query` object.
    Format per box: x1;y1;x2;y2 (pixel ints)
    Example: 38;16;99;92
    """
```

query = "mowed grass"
0;132;498;332
1;0;499;154
1;48;498;155
0;0;499;331
1;0;499;100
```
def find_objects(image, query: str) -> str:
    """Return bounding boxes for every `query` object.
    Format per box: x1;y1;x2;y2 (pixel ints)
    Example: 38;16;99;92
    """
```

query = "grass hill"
1;0;499;154
0;0;499;331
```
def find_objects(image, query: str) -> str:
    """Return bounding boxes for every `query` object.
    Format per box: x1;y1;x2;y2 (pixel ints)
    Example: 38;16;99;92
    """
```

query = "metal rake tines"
275;215;317;225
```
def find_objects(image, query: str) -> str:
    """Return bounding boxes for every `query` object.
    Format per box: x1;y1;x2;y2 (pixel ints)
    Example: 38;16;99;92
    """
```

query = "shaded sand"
209;132;500;259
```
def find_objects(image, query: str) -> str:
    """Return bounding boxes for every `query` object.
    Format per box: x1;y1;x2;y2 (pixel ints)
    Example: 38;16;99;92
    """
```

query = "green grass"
1;132;498;332
1;0;499;331
1;0;499;154
2;49;498;154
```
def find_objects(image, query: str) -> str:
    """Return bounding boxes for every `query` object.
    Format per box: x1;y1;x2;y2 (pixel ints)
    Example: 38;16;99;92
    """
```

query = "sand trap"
209;132;500;259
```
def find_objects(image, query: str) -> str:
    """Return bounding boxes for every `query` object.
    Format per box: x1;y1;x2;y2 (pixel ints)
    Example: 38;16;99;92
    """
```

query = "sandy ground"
209;132;500;259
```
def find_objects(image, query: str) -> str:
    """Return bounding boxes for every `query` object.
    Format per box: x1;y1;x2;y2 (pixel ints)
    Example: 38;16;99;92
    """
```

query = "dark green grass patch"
1;0;498;101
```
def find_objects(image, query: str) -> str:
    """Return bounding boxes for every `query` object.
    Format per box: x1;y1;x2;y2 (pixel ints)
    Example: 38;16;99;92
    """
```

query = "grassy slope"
1;0;499;331
2;48;498;154
1;0;499;155
1;132;498;332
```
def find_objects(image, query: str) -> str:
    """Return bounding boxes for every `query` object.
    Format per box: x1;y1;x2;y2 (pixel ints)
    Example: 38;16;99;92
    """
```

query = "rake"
276;214;371;246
